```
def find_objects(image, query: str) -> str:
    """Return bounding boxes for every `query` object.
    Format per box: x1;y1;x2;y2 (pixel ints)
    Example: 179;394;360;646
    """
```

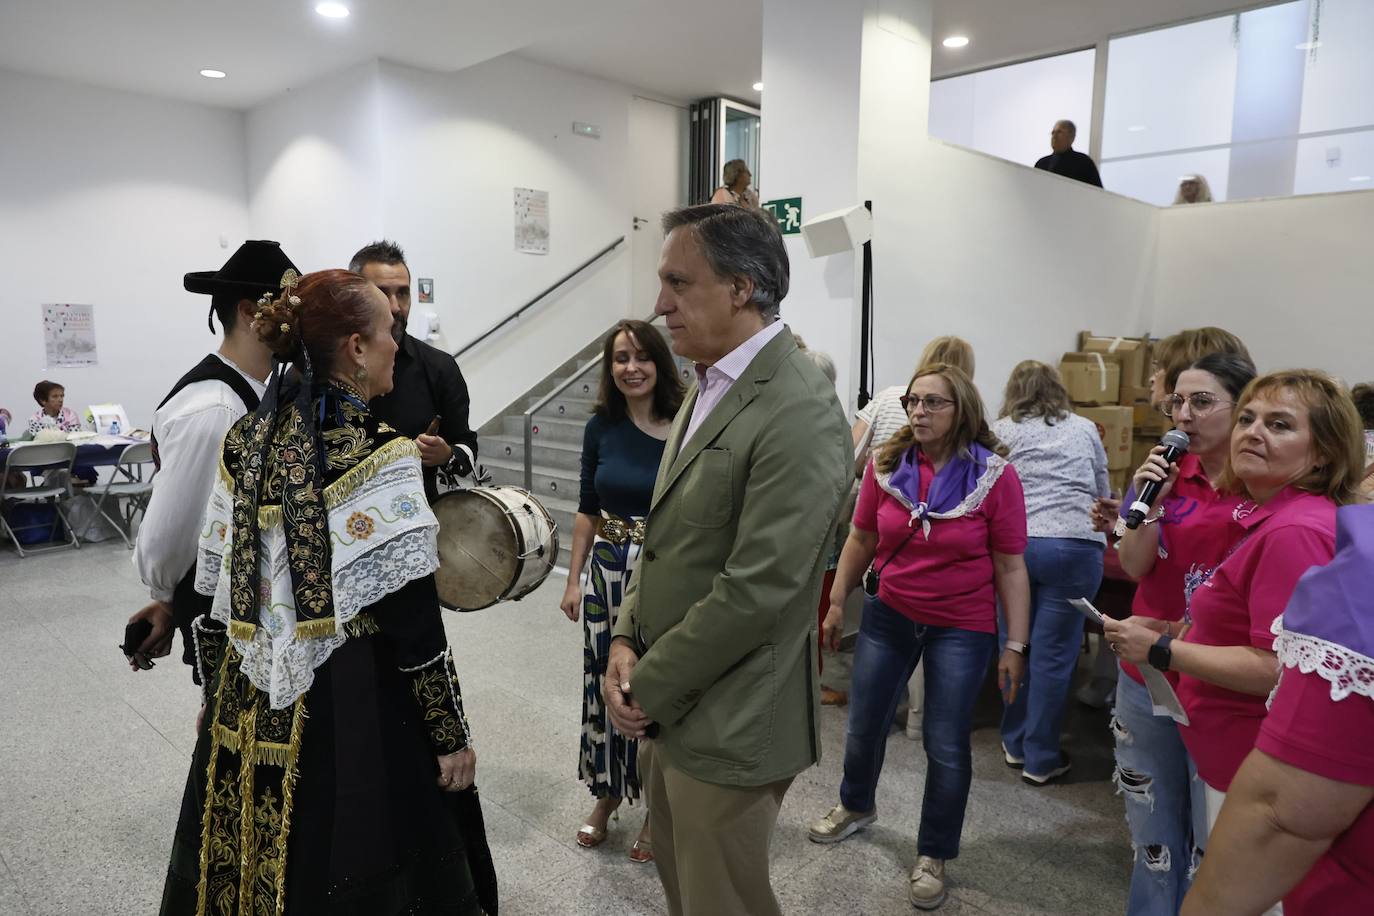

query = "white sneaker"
1001;743;1024;769
909;855;947;910
905;708;922;741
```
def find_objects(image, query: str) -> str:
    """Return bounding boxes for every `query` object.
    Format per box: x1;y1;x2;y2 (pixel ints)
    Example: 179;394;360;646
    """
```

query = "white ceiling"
0;0;1273;111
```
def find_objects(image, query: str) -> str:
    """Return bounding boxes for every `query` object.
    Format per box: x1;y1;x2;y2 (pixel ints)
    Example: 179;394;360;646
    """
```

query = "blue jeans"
998;537;1104;775
839;595;996;860
1113;669;1208;916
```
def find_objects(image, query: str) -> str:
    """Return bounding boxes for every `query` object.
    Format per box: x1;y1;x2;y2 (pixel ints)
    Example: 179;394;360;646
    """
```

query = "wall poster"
43;303;98;368
514;187;550;255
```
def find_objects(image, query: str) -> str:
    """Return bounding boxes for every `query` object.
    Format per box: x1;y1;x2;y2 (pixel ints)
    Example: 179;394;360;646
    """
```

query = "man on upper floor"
349;240;481;500
1034;119;1103;188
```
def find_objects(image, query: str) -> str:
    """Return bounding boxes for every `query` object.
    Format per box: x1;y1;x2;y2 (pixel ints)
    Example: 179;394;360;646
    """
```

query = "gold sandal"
629;839;654;863
576;824;608;848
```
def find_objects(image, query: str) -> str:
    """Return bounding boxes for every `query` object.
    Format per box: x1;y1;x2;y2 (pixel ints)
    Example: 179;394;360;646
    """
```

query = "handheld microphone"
1125;429;1190;530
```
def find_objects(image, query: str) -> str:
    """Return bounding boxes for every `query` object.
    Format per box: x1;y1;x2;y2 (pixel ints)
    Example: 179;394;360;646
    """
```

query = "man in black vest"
1033;119;1103;188
349;240;481;500
126;240;299;676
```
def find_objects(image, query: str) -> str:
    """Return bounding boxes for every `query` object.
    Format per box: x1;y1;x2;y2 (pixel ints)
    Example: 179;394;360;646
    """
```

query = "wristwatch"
1148;634;1174;671
1005;640;1028;656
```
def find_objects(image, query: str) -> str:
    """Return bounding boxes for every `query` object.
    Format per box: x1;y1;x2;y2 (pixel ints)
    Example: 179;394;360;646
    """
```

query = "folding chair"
0;441;82;557
78;440;156;548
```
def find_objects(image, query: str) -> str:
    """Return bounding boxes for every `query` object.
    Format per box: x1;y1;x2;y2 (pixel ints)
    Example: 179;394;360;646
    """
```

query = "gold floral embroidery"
198;653;306;916
402;648;472;754
344;511;375;540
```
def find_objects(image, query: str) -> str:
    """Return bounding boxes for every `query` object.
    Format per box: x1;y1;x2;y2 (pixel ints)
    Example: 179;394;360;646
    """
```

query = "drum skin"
432;487;558;611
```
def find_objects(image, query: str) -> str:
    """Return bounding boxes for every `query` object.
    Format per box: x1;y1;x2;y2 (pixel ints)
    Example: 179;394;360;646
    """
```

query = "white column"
1227;0;1310;200
760;0;932;412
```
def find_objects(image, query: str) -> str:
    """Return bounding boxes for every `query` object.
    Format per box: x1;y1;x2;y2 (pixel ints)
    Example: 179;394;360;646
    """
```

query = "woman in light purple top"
991;360;1109;784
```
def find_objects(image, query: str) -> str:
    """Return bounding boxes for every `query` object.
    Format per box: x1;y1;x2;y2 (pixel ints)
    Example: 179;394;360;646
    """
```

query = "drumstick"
424;415;441;436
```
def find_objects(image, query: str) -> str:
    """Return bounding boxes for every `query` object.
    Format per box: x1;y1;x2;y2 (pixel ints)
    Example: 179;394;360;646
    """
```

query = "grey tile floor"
0;541;1130;915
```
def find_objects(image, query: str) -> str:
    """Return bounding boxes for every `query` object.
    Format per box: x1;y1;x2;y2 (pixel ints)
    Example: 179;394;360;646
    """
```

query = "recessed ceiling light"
1350;175;1372;183
752;81;764;91
942;36;970;49
315;2;350;19
1295;40;1322;50
199;69;227;79
1127;125;1147;132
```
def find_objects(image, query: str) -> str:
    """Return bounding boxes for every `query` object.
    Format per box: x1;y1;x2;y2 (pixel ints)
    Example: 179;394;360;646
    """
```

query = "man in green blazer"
606;203;851;916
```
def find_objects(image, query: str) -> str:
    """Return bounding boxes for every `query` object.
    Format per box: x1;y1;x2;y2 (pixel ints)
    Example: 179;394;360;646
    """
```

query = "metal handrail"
452;236;627;361
520;314;681;491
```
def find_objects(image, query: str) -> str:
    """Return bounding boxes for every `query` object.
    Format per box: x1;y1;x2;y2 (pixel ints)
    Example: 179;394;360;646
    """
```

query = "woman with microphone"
1105;351;1254;915
1106;368;1365;902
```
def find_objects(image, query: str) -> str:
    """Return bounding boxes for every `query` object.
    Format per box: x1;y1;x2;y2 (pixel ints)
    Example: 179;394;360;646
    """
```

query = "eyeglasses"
900;394;954;413
1161;393;1233;418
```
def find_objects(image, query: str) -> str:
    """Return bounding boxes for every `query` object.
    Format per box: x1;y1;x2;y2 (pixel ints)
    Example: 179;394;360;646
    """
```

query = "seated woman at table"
27;380;84;435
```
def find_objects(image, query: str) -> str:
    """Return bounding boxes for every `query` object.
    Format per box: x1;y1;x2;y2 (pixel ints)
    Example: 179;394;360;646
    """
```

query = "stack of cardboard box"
1060;332;1168;496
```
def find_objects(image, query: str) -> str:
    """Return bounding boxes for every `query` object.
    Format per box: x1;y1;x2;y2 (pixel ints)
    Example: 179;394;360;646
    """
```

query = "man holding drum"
605;203;852;916
350;240;482;500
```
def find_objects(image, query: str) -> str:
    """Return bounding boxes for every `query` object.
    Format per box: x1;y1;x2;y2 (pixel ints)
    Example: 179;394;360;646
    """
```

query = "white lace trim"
1273;617;1374;704
201;455;439;709
874;454;1008;537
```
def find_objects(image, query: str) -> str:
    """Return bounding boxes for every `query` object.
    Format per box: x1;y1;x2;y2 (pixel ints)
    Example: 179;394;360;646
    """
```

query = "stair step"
482;435;580;472
482;455;580;502
524;394;598;417
503;414;589;446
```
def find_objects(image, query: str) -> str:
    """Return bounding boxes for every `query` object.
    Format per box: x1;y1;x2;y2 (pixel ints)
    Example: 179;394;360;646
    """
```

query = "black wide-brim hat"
185;240;300;299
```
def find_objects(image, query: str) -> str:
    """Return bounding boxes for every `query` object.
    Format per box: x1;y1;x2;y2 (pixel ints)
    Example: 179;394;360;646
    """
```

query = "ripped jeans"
1112;669;1208;916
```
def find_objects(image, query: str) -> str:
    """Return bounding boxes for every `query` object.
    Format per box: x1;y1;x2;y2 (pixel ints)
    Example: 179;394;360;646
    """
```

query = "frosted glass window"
1100;149;1232;206
1293;129;1374;195
1298;0;1374;134
929;49;1095;170
1101;0;1374;204
1101;14;1240;159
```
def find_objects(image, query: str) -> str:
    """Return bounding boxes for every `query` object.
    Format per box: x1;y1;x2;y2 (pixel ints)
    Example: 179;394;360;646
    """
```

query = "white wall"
760;0;863;404
876;143;1159;408
0;68;249;428
246;61;384;274
374;57;634;424
1154;189;1374;387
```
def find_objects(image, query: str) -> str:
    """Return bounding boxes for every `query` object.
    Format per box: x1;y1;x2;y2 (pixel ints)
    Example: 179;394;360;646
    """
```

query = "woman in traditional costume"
160;268;496;915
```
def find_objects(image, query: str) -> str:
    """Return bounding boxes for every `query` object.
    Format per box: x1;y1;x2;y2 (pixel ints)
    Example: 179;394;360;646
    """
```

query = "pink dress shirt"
679;320;788;453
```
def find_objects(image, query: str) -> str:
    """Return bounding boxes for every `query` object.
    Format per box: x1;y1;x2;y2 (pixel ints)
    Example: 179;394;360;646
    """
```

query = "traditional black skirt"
159;632;498;915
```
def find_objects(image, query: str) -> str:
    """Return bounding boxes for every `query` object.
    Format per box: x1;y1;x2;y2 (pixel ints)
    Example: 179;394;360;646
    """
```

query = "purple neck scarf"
1275;503;1374;702
888;441;997;525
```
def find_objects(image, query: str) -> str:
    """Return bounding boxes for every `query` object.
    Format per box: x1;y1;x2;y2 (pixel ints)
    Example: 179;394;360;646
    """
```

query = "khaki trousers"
643;742;794;916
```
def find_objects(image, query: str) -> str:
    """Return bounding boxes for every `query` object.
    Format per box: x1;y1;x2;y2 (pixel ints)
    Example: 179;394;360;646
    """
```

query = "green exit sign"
762;197;803;235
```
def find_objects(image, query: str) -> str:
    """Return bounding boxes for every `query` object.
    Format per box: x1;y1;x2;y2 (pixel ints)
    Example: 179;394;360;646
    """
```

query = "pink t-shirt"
1177;487;1337;790
1121;453;1247;687
1258;667;1374;915
853;452;1027;634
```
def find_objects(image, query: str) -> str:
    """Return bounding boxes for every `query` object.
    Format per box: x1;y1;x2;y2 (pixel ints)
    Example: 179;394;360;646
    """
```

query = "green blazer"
613;326;852;787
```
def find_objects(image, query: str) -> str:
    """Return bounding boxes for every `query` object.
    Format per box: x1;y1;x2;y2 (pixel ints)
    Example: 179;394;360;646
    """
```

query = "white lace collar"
196;453;438;709
1270;614;1374;706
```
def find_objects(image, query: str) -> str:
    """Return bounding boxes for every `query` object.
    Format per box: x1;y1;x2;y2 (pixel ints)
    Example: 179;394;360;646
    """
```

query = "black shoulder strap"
152;354;262;469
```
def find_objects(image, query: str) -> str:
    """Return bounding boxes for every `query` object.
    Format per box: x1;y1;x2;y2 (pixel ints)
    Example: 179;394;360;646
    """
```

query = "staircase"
473;323;685;574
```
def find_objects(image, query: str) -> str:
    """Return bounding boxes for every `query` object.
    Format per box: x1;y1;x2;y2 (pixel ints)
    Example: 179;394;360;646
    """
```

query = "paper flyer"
1069;598;1189;725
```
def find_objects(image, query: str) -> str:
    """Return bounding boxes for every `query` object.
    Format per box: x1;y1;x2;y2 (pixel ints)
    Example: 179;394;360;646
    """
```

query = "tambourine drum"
432;486;559;611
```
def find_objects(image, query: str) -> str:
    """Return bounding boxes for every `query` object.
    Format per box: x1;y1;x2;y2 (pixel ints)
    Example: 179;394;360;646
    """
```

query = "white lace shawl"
873;453;1010;538
195;453;439;709
1270;614;1374;706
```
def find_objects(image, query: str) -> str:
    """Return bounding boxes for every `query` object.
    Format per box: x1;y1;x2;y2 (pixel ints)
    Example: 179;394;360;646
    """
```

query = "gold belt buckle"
601;516;629;544
629;519;646;545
